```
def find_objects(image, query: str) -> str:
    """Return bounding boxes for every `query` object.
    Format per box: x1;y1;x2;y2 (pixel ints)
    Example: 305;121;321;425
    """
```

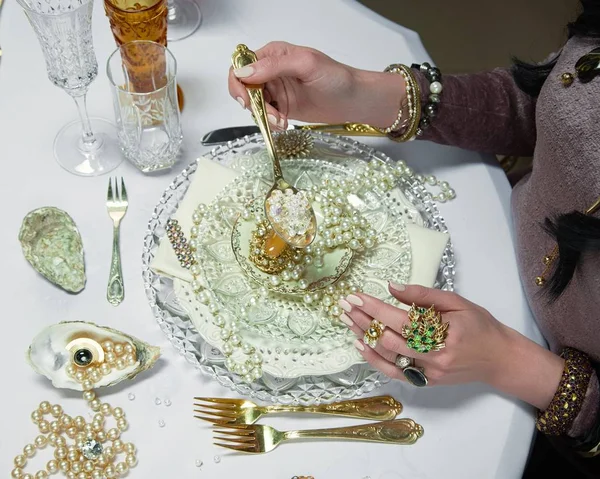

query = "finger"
233;46;318;85
387;283;466;311
341;311;420;361
228;66;249;109
342;314;397;363
264;103;285;131
353;340;406;382
340;294;406;335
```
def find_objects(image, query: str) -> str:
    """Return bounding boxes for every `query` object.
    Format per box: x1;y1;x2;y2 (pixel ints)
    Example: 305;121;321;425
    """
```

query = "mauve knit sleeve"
409;69;538;157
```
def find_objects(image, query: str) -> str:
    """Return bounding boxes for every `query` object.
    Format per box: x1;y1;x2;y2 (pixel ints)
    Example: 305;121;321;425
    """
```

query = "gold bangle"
384;64;421;142
536;348;593;436
377;69;410;134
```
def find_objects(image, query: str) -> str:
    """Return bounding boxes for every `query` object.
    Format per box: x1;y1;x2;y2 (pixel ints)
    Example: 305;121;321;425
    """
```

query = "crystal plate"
142;133;456;404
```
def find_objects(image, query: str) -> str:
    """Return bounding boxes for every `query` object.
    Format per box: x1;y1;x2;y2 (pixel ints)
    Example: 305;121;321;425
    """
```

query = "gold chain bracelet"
384;64;421;142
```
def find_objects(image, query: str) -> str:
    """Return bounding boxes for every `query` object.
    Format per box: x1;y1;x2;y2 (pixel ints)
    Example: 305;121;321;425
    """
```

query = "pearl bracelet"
412;62;443;137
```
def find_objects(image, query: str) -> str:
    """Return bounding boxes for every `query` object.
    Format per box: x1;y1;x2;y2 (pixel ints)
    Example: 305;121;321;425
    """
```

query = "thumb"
233;50;317;85
388;283;464;311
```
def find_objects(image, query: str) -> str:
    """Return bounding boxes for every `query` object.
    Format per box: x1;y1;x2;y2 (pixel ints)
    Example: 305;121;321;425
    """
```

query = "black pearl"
424;103;438;118
428;93;441;104
74;348;93;367
420;62;431;72
419;117;431;129
427;72;440;83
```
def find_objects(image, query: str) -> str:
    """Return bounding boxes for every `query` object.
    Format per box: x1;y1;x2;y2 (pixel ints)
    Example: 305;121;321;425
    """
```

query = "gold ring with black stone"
395;354;428;387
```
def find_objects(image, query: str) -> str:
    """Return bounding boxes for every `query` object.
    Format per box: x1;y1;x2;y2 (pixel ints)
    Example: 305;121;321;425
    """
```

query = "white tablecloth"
0;1;544;477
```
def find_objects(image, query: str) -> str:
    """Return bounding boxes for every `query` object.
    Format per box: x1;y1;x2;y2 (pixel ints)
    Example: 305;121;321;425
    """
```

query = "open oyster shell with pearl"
27;321;160;391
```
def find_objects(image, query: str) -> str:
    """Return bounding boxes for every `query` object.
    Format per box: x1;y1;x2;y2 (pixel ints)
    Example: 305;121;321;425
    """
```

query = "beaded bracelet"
384;64;421;142
411;62;443;137
536;348;593;436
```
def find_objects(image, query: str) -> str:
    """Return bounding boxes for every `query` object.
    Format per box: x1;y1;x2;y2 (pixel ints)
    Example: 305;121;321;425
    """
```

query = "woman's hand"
341;283;564;410
228;41;404;130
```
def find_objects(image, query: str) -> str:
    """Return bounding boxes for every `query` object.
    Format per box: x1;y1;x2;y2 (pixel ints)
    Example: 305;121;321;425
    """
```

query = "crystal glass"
18;0;121;176
107;41;183;173
166;0;201;42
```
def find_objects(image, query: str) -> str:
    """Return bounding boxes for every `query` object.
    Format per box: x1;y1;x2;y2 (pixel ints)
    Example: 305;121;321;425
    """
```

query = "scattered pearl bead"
154;398;162;406
158;419;166;428
195;459;203;468
214;455;221;464
128;393;136;401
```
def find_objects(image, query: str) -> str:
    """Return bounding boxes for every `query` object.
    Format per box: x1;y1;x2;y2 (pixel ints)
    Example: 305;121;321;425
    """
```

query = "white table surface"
0;0;544;477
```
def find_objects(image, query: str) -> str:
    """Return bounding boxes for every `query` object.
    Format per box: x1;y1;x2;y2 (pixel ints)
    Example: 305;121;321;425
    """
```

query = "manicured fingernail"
267;114;278;126
339;313;353;326
278;117;286;129
353;339;365;352
236;96;245;109
339;299;352;313
346;294;363;306
389;282;406;291
234;65;254;78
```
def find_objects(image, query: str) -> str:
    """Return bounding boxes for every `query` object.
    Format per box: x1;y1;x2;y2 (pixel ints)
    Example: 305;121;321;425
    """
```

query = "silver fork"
106;177;128;306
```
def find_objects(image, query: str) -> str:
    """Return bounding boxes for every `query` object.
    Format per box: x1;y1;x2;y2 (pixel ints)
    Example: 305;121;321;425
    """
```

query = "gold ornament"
401;304;449;353
274;130;314;159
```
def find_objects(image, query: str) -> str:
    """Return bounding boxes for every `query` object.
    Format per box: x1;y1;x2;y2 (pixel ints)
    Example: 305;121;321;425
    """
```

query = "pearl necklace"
171;160;455;382
11;341;138;479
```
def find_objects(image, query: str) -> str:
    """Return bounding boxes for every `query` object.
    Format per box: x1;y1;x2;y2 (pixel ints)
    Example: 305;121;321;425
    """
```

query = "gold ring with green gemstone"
401;304;449;353
363;319;385;348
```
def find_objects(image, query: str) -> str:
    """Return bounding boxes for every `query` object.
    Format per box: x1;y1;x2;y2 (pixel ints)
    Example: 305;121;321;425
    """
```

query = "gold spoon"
231;44;317;249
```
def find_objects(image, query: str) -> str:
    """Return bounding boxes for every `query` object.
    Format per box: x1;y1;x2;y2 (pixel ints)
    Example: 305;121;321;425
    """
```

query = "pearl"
89;400;101;412
55;436;66;447
11;468;23;479
158;419;166;428
430;81;442;94
100;363;111;376
91;471;103;479
102;341;114;352
70;461;82;474
107;428;120;441
38;421;50;434
59;460;70;472
31;410;42;423
46;460;59;474
35;436;48;449
104;466;116;478
15;454;27;467
40;402;51;414
105;352;116;364
81;380;94;391
22;474;33;479
125;443;136;454
117;418;128;431
76;473;87;479
67;449;80;462
54;447;67;460
104;446;115;458
83;461;94;473
100;403;112;416
66;473;76;479
35;471;48;479
126;454;138;467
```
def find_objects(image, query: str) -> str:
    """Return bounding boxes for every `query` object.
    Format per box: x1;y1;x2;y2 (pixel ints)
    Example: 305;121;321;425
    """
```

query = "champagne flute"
167;0;202;42
18;0;122;176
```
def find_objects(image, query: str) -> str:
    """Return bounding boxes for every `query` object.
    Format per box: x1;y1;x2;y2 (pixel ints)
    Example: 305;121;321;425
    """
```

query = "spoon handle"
231;44;282;179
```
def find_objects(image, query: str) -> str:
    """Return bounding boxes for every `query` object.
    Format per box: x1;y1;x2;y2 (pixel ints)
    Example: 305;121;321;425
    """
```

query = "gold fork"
106;177;128;306
194;396;403;425
213;419;424;453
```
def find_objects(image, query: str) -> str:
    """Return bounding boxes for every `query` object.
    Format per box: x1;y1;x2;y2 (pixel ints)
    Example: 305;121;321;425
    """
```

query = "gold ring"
401;304;449;353
363;319;385;348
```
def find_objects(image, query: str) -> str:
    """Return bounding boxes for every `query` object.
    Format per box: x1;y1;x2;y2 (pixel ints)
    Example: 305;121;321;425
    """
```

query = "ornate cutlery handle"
297;122;385;137
107;225;124;306
285;418;424;445
231;44;282;179
267;396;402;421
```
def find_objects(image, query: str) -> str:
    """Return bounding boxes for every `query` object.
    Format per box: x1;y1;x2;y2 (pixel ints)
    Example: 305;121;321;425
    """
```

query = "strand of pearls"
11;342;137;479
180;160;455;383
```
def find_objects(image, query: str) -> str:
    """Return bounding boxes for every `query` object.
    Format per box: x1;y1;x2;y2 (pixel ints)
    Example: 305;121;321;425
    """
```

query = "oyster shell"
27;321;160;391
18;207;86;293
